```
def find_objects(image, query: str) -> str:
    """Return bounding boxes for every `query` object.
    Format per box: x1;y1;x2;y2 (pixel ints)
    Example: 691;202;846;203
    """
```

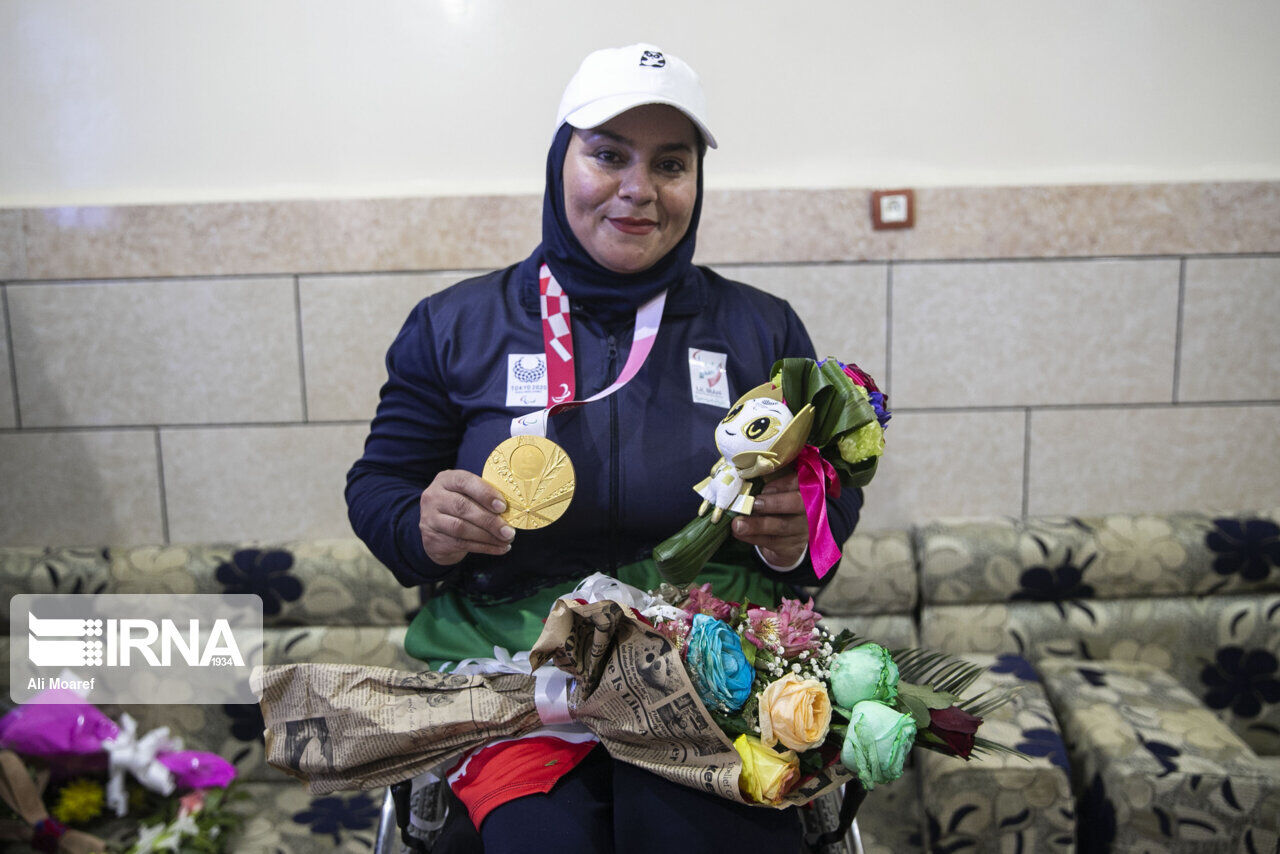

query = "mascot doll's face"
715;397;794;461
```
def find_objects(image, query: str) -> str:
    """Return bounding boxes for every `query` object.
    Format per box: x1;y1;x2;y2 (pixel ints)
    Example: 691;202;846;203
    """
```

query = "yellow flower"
52;778;104;825
734;734;800;805
759;673;832;752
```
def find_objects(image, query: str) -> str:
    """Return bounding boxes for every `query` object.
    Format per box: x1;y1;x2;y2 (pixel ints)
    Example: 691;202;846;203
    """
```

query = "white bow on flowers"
567;572;686;622
101;713;179;817
451;647;575;726
445;573;682;725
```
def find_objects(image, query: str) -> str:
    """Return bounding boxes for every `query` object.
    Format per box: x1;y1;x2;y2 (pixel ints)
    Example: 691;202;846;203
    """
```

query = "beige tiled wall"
1;183;1277;546
0;292;15;429
1027;405;1280;515
1179;258;1280;402
0;429;163;544
8;278;303;427
299;272;459;422
160;424;368;542
892;259;1181;407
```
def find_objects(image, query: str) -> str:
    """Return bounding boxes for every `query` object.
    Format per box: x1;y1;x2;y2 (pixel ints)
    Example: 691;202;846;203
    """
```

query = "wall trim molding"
3;181;1278;281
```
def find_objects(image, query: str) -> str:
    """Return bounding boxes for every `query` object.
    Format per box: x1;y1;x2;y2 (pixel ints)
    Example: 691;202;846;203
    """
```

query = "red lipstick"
608;217;658;235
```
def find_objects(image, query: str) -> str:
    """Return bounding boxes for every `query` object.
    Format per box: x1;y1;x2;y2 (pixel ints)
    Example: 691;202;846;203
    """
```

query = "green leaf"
771;358;877;449
711;710;753;739
891;648;988;697
898;680;959;711
896;690;932;729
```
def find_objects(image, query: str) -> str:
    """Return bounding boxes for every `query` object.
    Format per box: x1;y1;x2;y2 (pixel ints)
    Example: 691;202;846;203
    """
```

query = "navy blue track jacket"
345;260;863;603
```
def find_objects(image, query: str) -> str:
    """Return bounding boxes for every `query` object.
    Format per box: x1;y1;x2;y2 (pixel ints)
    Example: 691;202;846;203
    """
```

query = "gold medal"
482;435;576;529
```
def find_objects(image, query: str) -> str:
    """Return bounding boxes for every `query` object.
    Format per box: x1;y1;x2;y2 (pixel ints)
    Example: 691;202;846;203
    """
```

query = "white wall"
3;0;1279;206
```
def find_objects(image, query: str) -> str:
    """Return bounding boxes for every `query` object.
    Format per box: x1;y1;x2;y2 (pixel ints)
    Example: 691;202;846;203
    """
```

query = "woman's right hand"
418;470;515;565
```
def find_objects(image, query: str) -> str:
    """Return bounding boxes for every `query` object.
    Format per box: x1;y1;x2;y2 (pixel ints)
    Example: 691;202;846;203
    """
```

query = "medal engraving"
482;435;576;529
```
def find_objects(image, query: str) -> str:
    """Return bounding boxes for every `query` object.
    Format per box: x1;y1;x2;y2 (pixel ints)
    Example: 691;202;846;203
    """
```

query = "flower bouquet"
0;691;243;853
656;583;1019;806
655;357;891;585
258;574;1019;813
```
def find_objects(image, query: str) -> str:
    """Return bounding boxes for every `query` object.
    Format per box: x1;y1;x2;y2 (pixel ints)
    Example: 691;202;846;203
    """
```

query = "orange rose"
733;734;801;805
758;673;832;751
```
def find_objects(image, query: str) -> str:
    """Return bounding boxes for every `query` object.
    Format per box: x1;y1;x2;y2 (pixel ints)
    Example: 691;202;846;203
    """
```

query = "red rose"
927;706;982;758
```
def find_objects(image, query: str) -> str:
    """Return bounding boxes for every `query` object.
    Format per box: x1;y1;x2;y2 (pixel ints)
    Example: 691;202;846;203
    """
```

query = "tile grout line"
1172;258;1186;404
884;263;893;392
1;284;20;428
0;419;373;435
155;428;171;544
294;275;309;423
2;399;1278;439
1022;408;1032;518
8;251;1280;287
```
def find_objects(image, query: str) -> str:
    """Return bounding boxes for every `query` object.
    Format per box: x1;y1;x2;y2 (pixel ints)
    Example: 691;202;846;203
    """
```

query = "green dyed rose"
841;699;917;789
829;642;899;708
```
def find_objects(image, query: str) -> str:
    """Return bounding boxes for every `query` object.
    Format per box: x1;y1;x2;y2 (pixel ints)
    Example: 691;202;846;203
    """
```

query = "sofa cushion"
814;529;917;617
1040;658;1280;853
917;511;1280;605
0;540;419;628
921;594;1280;755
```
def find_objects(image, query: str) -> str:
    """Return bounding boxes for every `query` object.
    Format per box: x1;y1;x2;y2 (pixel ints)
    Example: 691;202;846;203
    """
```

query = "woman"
347;44;864;853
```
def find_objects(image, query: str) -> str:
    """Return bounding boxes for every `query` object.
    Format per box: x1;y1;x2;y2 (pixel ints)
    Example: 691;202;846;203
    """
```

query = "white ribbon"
102;713;179;817
567;572;686;622
440;576;681;730
451;648;576;726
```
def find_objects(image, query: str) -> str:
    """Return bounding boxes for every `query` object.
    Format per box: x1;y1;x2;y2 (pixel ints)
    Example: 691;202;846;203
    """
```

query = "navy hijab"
530;119;706;317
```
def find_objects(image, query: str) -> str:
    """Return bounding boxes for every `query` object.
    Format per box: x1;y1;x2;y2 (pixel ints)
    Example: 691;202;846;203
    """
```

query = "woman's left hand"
730;469;808;569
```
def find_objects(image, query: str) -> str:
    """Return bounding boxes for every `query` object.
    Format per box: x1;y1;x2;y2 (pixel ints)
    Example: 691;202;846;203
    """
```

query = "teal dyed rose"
841;700;917;789
686;614;754;713
829;642;899;708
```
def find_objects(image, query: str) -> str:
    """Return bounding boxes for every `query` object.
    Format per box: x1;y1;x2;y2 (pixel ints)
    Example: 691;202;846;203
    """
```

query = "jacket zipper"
607;334;619;572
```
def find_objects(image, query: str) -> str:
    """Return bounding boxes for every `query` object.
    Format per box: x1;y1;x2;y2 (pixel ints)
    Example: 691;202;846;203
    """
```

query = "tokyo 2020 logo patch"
507;354;549;407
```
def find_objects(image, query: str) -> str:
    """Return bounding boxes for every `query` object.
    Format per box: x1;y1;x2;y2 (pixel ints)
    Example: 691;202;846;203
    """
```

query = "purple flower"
820;357;891;428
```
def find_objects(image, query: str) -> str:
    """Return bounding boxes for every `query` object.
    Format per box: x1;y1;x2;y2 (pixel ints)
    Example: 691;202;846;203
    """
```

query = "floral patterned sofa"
1;509;1275;852
913;511;1280;853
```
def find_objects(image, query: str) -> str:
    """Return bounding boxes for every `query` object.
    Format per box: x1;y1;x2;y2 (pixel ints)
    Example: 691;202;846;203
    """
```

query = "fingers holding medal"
482;435;576;530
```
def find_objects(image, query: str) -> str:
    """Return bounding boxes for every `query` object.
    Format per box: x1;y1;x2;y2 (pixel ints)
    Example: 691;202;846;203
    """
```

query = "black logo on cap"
639;50;666;68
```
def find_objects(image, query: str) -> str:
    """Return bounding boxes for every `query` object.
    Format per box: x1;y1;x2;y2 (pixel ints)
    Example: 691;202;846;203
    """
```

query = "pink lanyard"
511;263;667;438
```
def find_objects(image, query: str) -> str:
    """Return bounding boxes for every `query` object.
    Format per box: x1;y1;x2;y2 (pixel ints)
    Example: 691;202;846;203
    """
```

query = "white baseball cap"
555;43;718;149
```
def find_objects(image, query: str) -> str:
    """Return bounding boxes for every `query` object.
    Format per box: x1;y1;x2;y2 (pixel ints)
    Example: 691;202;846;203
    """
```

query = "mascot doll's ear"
767;403;815;471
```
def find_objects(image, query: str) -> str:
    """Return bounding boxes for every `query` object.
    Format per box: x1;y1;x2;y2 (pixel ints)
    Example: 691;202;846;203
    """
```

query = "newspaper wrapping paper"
257;596;853;807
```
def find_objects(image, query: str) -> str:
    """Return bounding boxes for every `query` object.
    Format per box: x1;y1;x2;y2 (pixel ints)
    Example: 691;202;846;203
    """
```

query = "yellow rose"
734;734;801;805
759;673;832;751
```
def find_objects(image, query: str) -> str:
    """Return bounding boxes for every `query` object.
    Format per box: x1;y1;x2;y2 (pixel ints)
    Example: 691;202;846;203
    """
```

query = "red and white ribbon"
511;263;667;438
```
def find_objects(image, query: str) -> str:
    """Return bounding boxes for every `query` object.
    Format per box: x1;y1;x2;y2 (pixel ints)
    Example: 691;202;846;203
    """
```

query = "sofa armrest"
1040;658;1280;852
918;654;1075;853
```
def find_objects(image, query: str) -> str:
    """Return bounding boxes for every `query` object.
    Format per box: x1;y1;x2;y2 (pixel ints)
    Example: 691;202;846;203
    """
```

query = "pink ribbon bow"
795;445;842;578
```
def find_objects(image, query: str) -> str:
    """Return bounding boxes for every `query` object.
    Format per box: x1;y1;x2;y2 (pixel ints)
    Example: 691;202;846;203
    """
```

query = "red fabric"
450;737;599;828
